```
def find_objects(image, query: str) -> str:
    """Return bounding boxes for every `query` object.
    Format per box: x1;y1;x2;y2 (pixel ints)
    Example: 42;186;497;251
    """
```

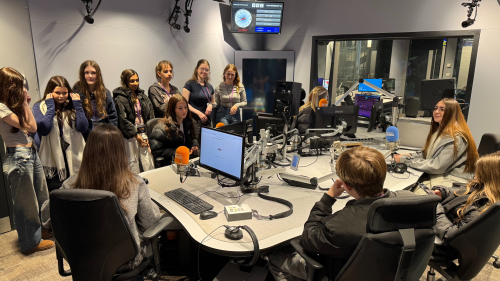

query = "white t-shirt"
0;103;32;146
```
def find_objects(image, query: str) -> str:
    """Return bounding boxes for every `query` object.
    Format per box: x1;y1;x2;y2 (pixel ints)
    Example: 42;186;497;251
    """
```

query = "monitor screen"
199;127;245;181
355;94;381;118
231;1;284;34
358;79;383;92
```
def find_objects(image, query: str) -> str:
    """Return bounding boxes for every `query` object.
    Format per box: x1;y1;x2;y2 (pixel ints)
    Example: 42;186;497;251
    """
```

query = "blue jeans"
215;106;241;125
2;146;49;251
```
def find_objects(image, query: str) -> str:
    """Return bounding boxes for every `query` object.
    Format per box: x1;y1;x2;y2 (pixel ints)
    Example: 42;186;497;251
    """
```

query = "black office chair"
50;189;173;281
426;201;500;281
291;195;440;281
146;118;165;168
477;133;500;156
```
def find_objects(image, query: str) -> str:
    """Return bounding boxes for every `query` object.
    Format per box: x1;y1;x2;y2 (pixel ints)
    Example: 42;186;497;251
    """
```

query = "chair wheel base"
426;271;436;281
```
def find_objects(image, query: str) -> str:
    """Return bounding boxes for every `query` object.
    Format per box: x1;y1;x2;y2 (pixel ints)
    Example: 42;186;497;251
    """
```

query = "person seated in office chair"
432;151;500;258
291;86;328;135
267;146;417;281
149;94;199;167
41;124;161;272
394;98;478;188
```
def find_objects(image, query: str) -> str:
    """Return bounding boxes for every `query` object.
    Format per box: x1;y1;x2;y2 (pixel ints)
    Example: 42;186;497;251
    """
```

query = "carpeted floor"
2;230;500;281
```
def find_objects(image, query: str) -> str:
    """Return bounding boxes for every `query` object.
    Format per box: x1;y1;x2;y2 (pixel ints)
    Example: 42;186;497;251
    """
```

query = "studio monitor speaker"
406;97;420;118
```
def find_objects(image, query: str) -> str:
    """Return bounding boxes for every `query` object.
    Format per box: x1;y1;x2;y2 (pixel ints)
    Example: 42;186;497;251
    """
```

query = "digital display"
355;94;381;118
231;1;284;34
358;79;383;92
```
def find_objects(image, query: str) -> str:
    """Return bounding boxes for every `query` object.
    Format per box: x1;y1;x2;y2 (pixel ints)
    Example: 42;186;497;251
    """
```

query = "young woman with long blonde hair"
291;86;328;134
213;64;247;125
395;98;478;187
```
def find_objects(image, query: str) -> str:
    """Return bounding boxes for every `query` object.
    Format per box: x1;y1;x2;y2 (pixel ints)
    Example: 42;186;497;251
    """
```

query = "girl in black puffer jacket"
432;151;500;258
113;69;155;173
291;86;328;134
150;94;199;167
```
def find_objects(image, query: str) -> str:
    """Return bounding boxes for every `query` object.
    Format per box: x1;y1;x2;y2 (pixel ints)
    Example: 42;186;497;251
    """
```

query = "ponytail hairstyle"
188;59;211;84
222;64;241;94
422;98;478;173
456;152;500;222
39;76;76;128
76;60;107;120
299;86;328;112
0;67;27;133
155;60;174;82
120;69;139;104
160;94;195;140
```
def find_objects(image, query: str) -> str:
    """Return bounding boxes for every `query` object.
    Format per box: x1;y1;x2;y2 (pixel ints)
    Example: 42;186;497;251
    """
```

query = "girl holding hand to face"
33;76;88;192
150;94;199;167
113;69;155;173
73;60;118;133
182;59;215;142
214;64;247;125
0;67;53;253
148;60;180;118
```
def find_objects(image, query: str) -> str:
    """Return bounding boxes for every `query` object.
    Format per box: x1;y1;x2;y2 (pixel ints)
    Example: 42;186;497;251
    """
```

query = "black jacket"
292;107;315;134
433;185;487;242
149;118;199;166
148;83;180;118
299;189;416;277
113;87;155;139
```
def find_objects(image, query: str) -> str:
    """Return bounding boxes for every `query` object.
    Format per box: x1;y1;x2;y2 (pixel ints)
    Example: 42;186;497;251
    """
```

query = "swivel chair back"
477;133;500;156
50;189;143;281
427;201;500;281
334;195;440;281
147;118;162;139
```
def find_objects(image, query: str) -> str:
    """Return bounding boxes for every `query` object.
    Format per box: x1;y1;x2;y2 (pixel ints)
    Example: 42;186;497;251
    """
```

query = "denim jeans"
215;106;241;125
2;146;49;251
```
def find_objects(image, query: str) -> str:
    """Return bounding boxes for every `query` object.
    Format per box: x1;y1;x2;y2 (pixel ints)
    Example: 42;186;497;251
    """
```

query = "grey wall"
0;0;40;103
27;0;261;95
263;0;500;142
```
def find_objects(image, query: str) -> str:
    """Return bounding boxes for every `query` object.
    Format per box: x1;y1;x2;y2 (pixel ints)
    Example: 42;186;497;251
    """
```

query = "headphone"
224;225;260;267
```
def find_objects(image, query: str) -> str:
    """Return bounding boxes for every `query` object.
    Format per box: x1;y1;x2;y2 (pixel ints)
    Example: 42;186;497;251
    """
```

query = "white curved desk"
141;148;422;257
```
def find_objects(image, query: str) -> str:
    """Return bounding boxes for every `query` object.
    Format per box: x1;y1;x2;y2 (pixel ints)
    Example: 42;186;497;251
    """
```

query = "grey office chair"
146;118;164;168
50;189;173;281
477;133;500;156
291;195;440;281
426;201;500;281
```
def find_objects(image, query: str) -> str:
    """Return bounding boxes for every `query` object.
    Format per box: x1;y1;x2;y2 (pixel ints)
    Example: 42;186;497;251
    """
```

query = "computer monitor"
355;94;381;118
199;127;245;181
216;121;247;137
358;79;383;92
231;1;284;34
367;100;384;132
382;78;395;92
314;105;360;135
254;113;284;139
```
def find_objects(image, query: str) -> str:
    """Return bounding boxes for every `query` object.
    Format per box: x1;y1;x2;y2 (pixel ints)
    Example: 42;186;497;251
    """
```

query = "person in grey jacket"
431;151;500;258
291;86;328;134
41;124;161;272
394;98;478;187
148;60;180;118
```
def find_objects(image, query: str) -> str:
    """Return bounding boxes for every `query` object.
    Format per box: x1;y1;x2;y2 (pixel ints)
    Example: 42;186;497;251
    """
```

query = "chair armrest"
156;157;164;163
142;216;174;240
290;239;323;270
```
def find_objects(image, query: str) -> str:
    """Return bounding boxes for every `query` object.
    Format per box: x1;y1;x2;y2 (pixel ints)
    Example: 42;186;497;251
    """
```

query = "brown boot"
42;228;53;239
27;240;55;253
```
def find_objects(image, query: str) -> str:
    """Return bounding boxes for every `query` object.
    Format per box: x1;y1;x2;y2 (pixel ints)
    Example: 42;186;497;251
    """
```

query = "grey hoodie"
148;82;180;118
400;134;474;183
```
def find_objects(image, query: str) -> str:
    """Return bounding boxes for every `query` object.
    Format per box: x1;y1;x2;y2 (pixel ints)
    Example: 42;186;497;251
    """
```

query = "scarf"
39;100;86;181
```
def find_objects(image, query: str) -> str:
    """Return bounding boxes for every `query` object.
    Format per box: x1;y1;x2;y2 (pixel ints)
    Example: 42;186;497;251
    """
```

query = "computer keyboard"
340;137;385;146
164;188;214;214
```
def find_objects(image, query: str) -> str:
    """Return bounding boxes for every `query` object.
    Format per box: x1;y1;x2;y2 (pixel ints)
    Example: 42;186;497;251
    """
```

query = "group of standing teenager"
0;58;247;253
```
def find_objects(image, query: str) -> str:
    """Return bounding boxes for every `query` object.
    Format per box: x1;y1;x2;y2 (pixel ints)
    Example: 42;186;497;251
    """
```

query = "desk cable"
252;192;293;220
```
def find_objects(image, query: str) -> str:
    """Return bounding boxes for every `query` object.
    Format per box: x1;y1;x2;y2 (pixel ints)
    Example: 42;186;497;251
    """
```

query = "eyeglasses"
199;68;210;73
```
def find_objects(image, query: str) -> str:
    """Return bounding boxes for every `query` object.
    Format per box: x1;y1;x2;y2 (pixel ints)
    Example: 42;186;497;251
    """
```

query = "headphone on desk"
224;225;260;267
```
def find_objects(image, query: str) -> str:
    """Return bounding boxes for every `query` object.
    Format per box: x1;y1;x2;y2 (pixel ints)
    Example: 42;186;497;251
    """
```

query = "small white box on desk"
224;204;252;222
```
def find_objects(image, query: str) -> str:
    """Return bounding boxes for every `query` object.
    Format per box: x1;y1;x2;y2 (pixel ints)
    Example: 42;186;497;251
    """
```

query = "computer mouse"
199;210;218;220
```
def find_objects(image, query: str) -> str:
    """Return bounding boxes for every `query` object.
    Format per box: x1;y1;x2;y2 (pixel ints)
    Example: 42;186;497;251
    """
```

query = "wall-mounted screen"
231;1;284;34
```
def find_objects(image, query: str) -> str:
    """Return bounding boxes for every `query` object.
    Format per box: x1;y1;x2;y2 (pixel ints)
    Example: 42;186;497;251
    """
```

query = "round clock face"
235;9;252;28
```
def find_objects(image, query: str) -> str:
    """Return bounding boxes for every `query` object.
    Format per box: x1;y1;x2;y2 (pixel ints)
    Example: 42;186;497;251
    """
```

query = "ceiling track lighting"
461;0;480;28
169;0;182;30
81;0;102;24
183;0;194;33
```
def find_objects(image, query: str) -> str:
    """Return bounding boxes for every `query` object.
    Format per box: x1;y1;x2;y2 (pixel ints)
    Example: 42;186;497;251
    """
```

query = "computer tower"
273;81;302;117
420;79;455;110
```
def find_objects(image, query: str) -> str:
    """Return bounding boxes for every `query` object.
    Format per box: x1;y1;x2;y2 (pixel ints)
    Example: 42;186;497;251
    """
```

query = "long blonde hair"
456;152;500;221
222;64;240;94
299;86;328;112
422;98;478;173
